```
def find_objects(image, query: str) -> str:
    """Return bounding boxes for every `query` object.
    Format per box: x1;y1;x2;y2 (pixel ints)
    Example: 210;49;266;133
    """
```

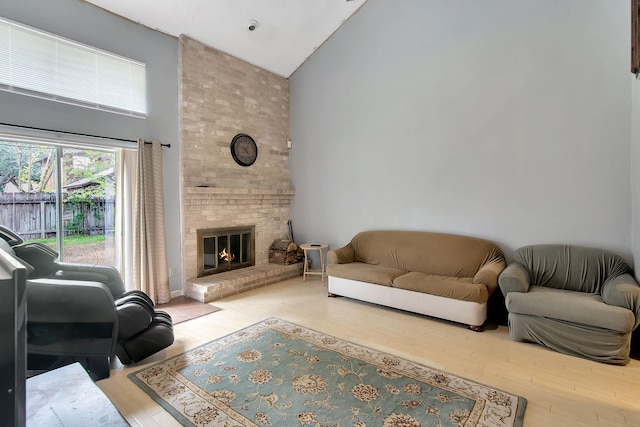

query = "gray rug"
157;296;221;324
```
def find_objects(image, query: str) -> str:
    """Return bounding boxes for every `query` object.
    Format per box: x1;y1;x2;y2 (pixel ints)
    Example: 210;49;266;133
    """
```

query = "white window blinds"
0;17;147;117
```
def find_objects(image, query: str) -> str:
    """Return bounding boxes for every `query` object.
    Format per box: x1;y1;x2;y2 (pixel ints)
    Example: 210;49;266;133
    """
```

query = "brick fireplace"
179;36;301;301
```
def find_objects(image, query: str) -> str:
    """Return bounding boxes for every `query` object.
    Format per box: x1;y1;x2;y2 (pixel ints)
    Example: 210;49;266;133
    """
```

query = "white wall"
0;0;183;290
632;75;640;273
290;0;632;261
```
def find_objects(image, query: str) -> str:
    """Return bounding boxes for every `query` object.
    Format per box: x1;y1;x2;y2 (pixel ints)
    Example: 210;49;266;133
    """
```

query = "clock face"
230;134;258;167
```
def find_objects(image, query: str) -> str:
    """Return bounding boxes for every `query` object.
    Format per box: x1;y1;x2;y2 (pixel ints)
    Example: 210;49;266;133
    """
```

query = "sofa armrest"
602;273;640;329
498;262;531;295
473;255;506;294
327;245;355;265
26;279;119;358
48;262;126;299
26;278;118;324
12;242;58;275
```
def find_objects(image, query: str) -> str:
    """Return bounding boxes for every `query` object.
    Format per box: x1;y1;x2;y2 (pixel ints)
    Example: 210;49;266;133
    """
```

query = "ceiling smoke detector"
246;19;259;32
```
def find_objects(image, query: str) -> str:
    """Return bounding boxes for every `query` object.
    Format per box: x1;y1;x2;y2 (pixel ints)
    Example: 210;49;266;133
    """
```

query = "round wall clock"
230;133;258;167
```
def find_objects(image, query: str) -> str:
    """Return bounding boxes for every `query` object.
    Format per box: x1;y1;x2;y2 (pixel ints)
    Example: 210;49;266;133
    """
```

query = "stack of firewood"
269;239;305;265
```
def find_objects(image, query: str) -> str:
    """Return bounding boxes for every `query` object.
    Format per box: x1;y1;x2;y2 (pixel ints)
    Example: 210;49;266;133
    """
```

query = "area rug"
129;318;526;427
156;296;221;324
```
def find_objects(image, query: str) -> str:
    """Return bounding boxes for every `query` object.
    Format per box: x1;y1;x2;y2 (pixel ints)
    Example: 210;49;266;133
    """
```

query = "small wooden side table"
300;243;328;282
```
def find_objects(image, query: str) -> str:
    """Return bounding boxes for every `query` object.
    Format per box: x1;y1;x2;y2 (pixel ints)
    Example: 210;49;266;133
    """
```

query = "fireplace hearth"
197;226;255;277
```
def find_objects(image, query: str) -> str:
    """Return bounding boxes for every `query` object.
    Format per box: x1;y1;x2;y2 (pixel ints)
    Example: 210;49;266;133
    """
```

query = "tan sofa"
327;230;506;330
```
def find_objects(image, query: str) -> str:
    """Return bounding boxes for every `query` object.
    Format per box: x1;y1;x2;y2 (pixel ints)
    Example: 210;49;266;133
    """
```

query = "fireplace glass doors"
197;226;255;277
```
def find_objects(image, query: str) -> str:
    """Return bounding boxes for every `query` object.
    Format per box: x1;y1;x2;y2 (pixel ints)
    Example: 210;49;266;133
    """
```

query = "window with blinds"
0;17;147;117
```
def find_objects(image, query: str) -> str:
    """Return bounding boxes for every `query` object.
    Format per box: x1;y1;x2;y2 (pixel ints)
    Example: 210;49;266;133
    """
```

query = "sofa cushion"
350;230;501;278
505;286;635;333
513;245;631;294
327;262;406;287
392;272;489;303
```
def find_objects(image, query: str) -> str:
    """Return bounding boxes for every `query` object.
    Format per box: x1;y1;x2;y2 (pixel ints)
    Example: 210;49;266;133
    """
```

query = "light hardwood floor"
98;277;640;427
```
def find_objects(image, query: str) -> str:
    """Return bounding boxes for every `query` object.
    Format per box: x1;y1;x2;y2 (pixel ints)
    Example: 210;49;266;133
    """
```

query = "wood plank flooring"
98;277;640;427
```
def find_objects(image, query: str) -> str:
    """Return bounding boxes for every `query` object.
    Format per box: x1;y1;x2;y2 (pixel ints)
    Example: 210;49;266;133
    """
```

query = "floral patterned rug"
128;318;526;427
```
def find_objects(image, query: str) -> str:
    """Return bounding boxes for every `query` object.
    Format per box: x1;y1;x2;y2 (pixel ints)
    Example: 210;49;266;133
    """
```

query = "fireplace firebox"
197;226;255;277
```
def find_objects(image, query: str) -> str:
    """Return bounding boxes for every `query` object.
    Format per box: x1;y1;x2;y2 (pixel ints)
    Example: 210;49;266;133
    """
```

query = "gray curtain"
133;139;170;304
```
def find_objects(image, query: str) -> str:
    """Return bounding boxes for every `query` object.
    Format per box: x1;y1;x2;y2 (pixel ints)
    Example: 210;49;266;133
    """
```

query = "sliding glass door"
0;140;117;266
60;147;116;265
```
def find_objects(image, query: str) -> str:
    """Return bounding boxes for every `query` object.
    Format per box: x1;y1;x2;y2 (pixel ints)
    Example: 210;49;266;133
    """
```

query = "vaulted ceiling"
86;0;368;77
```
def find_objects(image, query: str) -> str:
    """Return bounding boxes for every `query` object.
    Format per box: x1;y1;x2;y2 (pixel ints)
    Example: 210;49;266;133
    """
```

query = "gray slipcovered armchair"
0;228;174;379
498;244;640;365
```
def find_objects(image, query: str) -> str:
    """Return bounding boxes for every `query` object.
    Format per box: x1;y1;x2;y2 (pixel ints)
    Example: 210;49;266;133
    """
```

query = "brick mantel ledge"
185;187;295;205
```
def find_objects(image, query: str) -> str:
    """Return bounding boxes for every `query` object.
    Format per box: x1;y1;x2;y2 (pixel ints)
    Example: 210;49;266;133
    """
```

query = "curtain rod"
0;122;171;148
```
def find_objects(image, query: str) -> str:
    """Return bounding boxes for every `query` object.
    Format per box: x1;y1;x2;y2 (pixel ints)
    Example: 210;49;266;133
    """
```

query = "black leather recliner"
0;227;174;379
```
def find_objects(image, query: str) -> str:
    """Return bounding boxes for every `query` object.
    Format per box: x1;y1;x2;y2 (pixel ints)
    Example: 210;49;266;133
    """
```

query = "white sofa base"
328;276;488;328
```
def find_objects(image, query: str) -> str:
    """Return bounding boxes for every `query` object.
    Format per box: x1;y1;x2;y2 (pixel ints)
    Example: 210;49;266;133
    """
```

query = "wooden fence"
0;192;115;240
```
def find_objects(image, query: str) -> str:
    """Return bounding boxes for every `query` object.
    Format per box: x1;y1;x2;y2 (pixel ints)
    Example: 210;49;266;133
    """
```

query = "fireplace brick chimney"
179;36;293;288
